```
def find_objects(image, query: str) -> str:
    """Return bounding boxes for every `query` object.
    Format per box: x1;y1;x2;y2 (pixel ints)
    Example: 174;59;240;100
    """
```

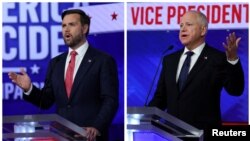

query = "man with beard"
9;9;119;141
148;11;244;130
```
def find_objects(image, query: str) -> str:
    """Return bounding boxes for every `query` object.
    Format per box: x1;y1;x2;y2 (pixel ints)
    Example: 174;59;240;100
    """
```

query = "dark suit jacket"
149;44;244;129
23;46;119;140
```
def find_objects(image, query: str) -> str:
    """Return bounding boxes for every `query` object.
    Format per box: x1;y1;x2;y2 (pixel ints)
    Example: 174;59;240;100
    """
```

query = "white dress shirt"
65;41;89;81
176;43;205;82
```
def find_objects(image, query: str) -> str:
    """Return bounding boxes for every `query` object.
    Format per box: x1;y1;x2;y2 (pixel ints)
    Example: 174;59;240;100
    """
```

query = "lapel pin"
88;59;92;63
204;56;208;60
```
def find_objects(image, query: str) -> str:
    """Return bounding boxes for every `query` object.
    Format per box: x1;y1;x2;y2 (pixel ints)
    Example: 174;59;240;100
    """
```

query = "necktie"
178;51;194;91
65;51;77;98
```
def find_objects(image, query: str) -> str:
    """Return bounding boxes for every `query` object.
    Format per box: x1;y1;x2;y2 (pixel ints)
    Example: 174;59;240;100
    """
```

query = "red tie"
65;51;77;98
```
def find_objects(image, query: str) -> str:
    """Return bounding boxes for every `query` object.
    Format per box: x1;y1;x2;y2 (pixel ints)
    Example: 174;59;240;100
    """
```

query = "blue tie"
178;51;194;91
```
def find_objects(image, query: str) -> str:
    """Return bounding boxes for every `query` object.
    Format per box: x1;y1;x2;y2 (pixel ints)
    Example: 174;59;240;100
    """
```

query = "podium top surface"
127;107;203;138
3;114;87;141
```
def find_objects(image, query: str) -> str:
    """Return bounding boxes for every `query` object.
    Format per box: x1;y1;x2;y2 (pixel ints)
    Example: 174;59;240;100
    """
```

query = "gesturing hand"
8;68;32;92
222;32;241;61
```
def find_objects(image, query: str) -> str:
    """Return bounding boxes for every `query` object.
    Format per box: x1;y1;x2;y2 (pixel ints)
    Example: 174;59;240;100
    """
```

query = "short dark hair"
61;9;90;36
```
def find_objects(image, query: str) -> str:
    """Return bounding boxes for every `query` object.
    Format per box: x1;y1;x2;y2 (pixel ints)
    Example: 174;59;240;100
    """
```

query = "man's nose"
180;25;186;32
64;25;70;32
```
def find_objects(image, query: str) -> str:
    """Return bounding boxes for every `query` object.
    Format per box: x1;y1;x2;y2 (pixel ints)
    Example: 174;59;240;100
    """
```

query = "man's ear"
82;24;89;34
201;26;207;37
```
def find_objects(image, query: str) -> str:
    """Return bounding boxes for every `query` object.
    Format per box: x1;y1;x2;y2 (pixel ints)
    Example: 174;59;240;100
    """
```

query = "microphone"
39;57;60;111
144;45;174;106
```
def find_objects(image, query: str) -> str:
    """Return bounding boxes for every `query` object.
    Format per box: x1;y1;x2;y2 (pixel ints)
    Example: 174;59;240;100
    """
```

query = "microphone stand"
144;45;174;106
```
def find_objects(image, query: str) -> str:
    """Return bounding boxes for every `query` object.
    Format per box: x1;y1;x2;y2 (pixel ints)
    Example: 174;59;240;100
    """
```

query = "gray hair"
188;10;208;29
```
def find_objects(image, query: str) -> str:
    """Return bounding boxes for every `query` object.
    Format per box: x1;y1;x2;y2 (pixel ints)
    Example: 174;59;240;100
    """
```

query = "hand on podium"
74;127;100;141
85;127;100;141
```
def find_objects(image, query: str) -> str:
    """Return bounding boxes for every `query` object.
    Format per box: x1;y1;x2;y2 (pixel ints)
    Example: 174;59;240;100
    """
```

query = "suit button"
67;105;71;108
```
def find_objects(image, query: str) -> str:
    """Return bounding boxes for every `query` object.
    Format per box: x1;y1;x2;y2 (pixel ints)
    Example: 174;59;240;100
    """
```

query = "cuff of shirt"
227;58;239;65
23;84;33;95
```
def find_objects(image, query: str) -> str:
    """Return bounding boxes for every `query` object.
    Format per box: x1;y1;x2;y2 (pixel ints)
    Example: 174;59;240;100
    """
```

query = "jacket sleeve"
92;55;119;133
23;59;56;109
223;59;244;96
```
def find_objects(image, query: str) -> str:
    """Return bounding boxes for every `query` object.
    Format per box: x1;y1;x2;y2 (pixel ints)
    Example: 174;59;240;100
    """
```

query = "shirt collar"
183;42;205;56
68;41;89;57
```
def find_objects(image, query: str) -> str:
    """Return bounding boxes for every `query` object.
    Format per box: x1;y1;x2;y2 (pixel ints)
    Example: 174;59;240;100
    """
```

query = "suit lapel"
69;47;95;100
170;51;183;93
56;53;69;100
181;45;209;91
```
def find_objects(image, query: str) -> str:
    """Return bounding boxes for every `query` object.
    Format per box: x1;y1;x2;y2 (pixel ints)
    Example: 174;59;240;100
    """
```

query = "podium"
3;114;87;141
127;107;204;141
